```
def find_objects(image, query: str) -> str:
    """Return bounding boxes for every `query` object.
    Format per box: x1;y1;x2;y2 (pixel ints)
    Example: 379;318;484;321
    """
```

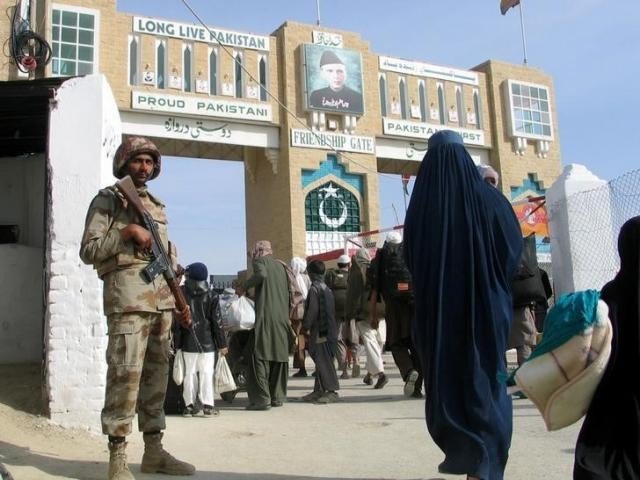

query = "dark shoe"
302;391;323;403
374;373;388;389
314;391;339;404
203;405;220;417
292;369;308;377
182;404;197;417
245;403;271;411
339;370;350;379
512;390;528;400
403;370;419;397
363;373;373;385
411;390;423;399
271;400;284;407
311;371;317;377
141;432;195;475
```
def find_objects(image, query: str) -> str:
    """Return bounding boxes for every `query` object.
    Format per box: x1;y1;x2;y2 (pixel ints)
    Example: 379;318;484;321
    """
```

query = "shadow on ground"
0;363;44;415
0;439;443;480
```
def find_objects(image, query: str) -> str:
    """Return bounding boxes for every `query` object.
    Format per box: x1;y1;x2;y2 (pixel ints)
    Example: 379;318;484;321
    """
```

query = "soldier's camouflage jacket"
80;184;177;315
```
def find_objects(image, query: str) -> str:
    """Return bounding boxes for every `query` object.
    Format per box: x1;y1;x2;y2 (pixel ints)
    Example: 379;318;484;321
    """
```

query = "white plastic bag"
223;295;256;331
172;349;185;386
215;356;237;394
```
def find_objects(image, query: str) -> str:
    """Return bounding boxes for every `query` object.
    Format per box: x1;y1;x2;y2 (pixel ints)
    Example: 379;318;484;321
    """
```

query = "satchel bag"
172;349;185;386
215;356;237;394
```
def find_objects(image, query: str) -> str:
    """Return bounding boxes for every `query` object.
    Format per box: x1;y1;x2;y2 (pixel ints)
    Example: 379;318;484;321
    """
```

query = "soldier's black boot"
141;432;195;476
107;439;134;480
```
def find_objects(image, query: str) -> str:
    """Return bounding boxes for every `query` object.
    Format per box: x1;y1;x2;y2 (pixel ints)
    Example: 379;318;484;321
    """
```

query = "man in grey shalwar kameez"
238;240;291;410
301;260;340;404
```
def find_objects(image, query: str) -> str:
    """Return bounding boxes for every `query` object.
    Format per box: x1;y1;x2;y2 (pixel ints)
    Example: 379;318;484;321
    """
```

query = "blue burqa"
404;131;522;480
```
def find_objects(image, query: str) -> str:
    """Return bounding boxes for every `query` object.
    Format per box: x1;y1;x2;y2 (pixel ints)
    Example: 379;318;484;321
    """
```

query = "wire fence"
548;168;640;292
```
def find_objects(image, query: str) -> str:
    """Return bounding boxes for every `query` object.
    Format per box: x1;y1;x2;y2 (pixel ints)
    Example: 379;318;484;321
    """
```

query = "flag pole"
315;0;321;25
518;0;528;64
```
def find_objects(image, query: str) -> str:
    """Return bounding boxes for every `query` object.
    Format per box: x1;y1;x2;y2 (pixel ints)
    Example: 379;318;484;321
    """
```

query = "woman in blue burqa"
403;130;522;480
573;216;640;479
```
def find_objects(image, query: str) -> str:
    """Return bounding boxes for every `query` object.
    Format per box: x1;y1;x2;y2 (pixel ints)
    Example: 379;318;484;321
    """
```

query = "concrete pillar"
47;75;121;431
547;164;617;296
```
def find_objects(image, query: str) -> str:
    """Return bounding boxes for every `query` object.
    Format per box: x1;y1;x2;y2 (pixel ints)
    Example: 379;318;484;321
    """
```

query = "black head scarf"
403;130;522;480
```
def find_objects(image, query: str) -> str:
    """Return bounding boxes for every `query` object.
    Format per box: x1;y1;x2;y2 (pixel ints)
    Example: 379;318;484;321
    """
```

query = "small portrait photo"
304;44;364;116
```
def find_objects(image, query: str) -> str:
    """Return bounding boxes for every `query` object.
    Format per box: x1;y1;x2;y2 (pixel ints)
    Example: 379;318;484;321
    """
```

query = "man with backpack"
326;254;359;379
373;231;423;397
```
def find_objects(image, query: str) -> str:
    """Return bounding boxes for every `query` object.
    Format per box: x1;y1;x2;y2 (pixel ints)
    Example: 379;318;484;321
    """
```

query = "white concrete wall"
47;75;121;431
0;154;46;363
547;164;617;296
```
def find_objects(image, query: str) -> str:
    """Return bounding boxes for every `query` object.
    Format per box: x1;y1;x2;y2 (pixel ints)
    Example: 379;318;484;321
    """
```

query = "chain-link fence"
548;168;640;292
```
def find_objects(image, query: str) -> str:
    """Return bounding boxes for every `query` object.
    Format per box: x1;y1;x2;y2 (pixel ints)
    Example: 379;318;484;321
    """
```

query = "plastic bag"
172;349;185;386
215;356;237;394
223;295;256;332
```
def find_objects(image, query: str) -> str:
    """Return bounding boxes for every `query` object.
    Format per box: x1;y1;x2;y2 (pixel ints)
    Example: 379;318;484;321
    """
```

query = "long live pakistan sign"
133;17;270;50
383;118;485;146
132;91;272;122
291;129;375;154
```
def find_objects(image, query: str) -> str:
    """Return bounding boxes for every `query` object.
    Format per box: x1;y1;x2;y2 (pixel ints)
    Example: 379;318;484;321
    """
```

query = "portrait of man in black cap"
308;48;364;115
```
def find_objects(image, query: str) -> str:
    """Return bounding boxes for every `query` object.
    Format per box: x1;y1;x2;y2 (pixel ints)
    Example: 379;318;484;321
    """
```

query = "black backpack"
381;242;413;300
326;268;348;321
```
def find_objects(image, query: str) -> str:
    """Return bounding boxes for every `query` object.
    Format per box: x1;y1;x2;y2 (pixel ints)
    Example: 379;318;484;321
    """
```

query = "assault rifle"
116;175;191;326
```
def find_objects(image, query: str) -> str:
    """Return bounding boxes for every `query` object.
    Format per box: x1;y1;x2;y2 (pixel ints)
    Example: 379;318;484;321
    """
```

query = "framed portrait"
303;44;364;116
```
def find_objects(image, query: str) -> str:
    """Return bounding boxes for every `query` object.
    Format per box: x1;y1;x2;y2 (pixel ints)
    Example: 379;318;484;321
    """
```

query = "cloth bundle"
509;290;612;431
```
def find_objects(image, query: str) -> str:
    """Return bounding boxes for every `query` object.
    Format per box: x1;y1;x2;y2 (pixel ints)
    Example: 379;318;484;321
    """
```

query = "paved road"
1;353;580;479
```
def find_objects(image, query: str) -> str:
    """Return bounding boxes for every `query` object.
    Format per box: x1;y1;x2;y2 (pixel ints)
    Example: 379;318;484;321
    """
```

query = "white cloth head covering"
386;231;402;244
338;254;350;265
477;164;500;185
290;256;309;299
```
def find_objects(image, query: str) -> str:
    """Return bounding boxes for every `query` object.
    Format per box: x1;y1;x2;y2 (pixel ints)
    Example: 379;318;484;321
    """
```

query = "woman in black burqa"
403;130;522;480
574;216;640;479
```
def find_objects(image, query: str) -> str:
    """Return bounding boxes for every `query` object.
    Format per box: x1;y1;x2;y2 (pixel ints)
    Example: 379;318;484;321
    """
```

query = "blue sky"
119;0;639;274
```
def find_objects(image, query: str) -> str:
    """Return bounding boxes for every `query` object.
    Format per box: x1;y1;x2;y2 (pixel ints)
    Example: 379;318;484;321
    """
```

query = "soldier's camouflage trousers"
101;311;172;436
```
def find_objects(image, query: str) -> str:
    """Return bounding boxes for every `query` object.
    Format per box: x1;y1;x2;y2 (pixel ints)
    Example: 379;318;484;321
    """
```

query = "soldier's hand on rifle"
120;224;152;250
175;305;192;328
218;347;229;356
235;286;245;297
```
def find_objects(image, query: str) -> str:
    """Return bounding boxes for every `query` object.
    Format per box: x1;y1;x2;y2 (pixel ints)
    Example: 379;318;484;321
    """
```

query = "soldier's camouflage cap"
113;136;161;180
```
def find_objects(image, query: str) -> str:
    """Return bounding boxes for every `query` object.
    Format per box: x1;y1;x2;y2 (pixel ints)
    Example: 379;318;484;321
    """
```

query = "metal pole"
316;0;321;25
518;0;528;64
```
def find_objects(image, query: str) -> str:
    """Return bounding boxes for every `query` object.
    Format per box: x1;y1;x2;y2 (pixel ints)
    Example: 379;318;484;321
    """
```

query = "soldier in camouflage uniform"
80;136;195;479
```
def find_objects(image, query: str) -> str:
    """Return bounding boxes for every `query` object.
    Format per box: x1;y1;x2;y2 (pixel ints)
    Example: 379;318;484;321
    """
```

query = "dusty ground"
0;358;580;480
0;364;105;479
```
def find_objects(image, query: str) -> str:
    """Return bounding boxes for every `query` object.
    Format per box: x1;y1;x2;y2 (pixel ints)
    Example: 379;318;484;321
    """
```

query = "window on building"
399;78;408;119
473;89;482;128
128;35;139;86
437;83;446;125
507;80;553;139
419;81;427;122
259;55;268;101
379;74;387;117
183;44;193;92
234;52;243;98
51;6;97;76
209;48;217;95
455;86;464;127
305;182;360;232
156;40;166;89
